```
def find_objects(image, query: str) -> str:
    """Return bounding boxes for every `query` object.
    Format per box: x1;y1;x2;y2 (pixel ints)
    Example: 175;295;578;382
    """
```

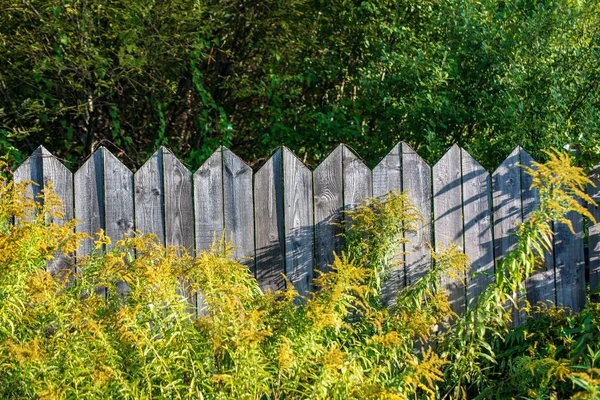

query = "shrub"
0;150;598;399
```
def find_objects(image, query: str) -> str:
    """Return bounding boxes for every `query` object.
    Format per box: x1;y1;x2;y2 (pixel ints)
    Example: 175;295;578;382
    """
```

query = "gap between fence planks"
11;143;598;317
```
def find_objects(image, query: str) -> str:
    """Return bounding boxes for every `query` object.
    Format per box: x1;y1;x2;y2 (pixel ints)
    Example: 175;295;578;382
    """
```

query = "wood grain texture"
40;146;74;225
492;147;525;324
402;143;432;286
254;148;285;292
313;145;344;273
492;147;522;267
134;150;165;243
103;150;134;246
161;147;195;308
162;147;194;253
14;146;74;273
40;146;75;274
521;150;556;309
342;144;372;224
373;143;404;305
588;166;600;297
283;148;314;296
13;147;44;221
373;143;401;198
554;206;586;313
194;148;224;252
461;148;494;307
433;144;465;316
223;147;255;268
103;150;134;297
74;148;105;256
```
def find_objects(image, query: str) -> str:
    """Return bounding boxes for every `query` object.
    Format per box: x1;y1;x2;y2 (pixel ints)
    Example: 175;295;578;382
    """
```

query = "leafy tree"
1;0;599;170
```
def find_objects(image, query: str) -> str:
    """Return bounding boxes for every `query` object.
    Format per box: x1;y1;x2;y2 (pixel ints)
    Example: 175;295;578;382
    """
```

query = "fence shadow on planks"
11;143;600;317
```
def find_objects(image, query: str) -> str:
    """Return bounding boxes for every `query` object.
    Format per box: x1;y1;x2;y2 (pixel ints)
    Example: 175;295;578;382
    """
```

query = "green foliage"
2;0;600;169
0;149;598;399
0;174;454;398
440;150;598;398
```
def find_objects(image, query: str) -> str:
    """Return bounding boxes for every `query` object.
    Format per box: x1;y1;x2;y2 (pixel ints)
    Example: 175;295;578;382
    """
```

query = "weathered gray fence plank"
520;150;556;310
433;144;465;316
103;150;134;247
74;148;105;256
162;148;194;252
492;147;522;266
223;147;255;267
103;150;134;297
283;148;314;296
194;148;224;252
461;148;494;307
255;148;285;292
343;144;372;223
492;147;526;324
134;150;165;243
313;145;344;274
373;143;401;198
13;147;44;219
40;147;74;226
11;143;596;316
402;143;432;287
554;206;586;313
588;166;600;297
13;146;74;273
373;143;404;305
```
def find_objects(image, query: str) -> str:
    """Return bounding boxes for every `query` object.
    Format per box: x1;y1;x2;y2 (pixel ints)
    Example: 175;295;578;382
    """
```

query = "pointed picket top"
373;143;401;199
13;145;73;231
74;146;107;181
102;147;132;173
194;146;223;177
136;147;161;175
492;146;522;177
461;147;487;173
373;142;401;171
340;143;369;168
13;146;47;201
401;142;429;167
255;147;283;177
314;144;343;174
158;146;192;175
14;145;67;188
433;144;461;169
342;143;372;218
222;146;253;174
282;146;310;173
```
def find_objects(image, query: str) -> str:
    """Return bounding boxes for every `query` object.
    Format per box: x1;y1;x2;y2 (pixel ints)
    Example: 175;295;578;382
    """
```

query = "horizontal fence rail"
11;144;600;316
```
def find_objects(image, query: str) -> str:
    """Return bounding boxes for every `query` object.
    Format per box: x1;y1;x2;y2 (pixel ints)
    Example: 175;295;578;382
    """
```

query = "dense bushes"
0;151;599;399
1;0;600;170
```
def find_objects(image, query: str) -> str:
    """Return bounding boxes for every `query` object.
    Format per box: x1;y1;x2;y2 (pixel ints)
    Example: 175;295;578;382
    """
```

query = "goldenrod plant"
440;150;598;399
0;150;599;399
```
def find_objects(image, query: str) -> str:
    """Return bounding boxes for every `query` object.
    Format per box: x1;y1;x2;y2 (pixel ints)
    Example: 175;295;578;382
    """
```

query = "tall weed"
0;151;598;399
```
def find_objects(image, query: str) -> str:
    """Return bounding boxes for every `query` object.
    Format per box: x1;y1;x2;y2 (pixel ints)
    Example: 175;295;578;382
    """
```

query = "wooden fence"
12;144;600;319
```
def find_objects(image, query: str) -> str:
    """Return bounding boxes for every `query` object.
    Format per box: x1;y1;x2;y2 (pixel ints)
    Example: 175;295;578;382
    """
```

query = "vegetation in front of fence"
0;151;599;399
